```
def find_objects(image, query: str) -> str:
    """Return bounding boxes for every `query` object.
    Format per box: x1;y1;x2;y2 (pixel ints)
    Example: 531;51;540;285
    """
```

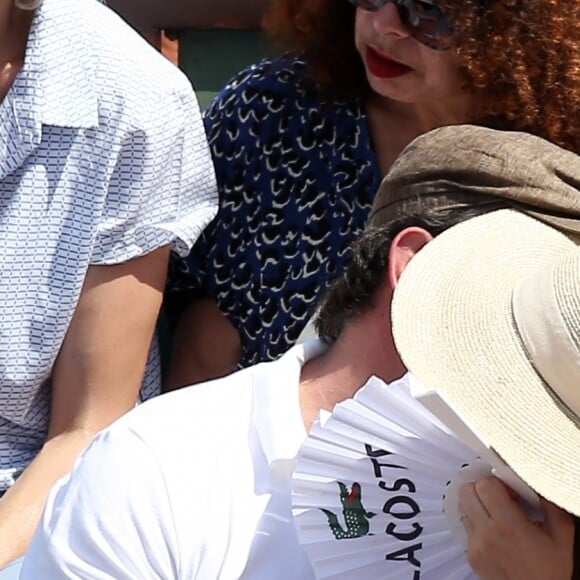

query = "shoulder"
66;0;197;126
204;54;317;125
204;53;365;149
216;53;310;100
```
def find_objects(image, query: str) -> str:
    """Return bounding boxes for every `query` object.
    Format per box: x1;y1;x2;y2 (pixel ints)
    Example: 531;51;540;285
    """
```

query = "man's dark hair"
315;203;505;342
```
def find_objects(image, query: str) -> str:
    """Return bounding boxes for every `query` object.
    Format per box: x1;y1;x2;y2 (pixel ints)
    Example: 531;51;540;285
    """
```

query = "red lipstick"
365;46;412;79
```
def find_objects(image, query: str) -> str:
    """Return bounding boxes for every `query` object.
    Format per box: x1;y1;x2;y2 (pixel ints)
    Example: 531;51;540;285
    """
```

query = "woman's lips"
365;45;412;79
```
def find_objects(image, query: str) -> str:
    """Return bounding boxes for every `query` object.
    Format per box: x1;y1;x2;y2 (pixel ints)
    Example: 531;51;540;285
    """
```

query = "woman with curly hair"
166;0;579;387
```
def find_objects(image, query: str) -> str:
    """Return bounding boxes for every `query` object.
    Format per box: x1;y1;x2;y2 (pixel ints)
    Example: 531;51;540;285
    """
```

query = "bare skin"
459;477;575;580
365;92;474;175
299;227;430;430
0;4;180;563
164;298;242;389
0;247;171;567
0;2;32;101
298;294;399;431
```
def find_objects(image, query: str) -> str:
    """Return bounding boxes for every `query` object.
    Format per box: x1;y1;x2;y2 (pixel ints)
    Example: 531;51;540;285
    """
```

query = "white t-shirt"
21;341;328;579
0;0;217;490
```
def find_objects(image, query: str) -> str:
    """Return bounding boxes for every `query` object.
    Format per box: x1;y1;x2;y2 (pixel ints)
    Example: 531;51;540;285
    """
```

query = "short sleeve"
21;428;177;580
91;82;218;265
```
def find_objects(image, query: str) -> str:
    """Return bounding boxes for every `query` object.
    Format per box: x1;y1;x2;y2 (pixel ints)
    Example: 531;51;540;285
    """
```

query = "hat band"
512;261;580;417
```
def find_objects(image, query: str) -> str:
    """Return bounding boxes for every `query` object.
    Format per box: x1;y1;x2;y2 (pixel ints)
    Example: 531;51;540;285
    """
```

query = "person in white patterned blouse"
0;0;217;567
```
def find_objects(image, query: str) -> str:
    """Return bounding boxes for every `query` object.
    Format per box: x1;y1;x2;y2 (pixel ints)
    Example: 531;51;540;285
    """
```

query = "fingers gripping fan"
291;374;540;580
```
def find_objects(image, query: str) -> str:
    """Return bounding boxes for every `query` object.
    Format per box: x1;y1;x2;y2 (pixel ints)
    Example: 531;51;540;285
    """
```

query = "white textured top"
0;0;218;490
21;341;327;579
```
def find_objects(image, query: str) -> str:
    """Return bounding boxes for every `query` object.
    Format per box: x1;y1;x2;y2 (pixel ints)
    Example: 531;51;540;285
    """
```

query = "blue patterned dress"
169;55;382;366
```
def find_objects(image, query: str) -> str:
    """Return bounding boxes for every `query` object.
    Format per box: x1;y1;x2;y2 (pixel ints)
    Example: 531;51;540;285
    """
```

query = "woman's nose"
372;2;411;40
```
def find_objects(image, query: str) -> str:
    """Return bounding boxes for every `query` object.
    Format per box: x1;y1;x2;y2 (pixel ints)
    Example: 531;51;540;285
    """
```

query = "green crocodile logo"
321;481;376;540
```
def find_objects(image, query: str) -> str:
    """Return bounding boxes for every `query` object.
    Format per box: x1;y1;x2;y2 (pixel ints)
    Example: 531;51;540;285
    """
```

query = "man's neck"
299;312;405;431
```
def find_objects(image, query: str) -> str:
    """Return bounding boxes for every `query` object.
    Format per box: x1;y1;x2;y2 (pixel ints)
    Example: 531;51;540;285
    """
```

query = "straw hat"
392;209;580;515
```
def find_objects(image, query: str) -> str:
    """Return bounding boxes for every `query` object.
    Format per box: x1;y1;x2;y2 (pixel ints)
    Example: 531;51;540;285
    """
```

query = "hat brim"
392;209;580;515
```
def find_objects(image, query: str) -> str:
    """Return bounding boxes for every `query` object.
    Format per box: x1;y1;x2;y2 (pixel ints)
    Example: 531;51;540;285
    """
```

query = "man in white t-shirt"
21;126;580;578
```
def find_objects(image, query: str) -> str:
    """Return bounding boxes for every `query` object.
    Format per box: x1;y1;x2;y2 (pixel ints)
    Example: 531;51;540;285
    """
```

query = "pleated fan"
291;374;541;580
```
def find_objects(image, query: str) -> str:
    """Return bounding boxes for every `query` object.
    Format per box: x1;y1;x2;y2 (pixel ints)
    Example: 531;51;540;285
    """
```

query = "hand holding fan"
291;373;540;580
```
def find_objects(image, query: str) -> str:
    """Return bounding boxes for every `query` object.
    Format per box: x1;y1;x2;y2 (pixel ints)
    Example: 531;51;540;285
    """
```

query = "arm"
0;246;170;567
459;477;575;580
164;297;241;390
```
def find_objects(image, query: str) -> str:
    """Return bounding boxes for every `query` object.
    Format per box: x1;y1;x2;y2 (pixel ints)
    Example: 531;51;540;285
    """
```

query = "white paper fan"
291;374;541;580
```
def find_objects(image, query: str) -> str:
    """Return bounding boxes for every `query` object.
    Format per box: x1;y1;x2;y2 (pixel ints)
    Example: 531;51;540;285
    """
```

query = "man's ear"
388;227;433;288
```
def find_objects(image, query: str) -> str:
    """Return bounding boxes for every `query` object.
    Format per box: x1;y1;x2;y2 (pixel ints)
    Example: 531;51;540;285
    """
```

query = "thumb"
540;499;574;543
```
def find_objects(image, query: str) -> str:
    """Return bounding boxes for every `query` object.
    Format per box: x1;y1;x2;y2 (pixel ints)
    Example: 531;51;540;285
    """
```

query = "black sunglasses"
348;0;455;51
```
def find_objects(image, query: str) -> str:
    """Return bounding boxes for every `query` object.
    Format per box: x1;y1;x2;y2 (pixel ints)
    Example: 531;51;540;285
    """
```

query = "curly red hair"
263;0;579;152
